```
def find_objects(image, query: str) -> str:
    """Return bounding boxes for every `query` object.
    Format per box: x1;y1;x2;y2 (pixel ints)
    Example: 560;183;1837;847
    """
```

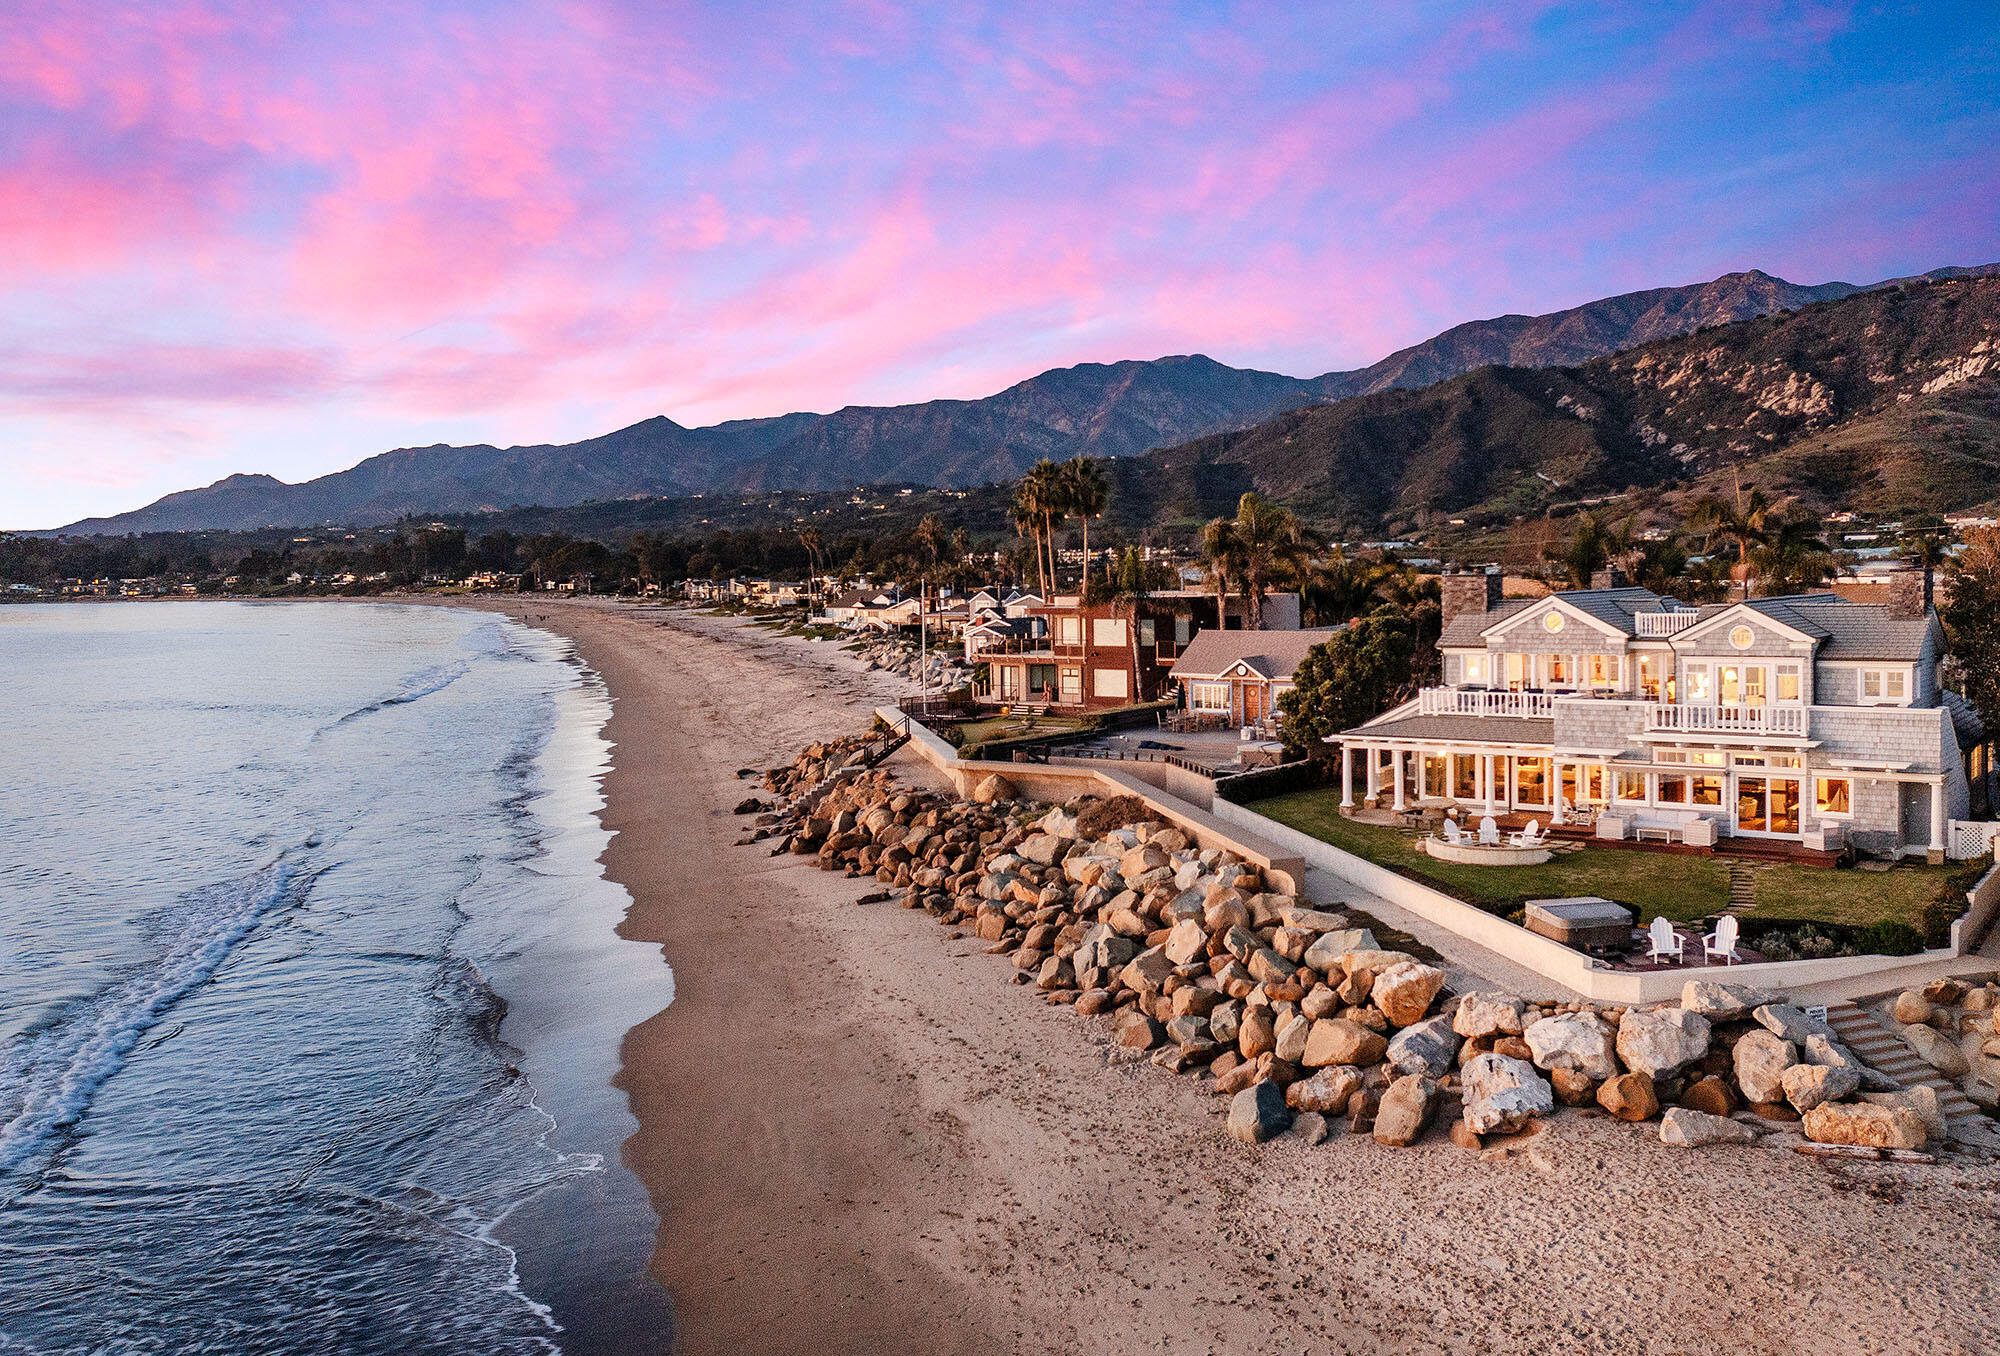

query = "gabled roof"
1439;598;1530;648
1728;593;1934;661
1169;627;1346;682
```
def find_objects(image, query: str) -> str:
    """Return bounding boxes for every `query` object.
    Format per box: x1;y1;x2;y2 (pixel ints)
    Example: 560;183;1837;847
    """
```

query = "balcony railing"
1416;688;1556;719
1634;610;1702;637
1645;703;1807;736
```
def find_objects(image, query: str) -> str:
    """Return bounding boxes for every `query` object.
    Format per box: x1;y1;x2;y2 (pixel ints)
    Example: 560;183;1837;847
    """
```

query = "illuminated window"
1464;654;1487;684
1730;625;1754;649
1777;665;1800;702
1691;775;1725;806
1616;770;1648;801
1543;611;1566;633
1657;774;1689;804
1686;664;1710;701
1815;777;1852;815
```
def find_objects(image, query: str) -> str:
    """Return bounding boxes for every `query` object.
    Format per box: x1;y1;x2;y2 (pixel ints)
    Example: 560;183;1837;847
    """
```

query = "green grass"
1248;788;1957;930
947;714;1090;747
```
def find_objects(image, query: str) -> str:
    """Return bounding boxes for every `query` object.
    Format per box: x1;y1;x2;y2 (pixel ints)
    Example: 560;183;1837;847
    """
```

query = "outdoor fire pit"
1523;897;1635;952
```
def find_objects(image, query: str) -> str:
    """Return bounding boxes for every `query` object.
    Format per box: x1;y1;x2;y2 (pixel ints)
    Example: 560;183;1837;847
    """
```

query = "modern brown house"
972;590;1301;712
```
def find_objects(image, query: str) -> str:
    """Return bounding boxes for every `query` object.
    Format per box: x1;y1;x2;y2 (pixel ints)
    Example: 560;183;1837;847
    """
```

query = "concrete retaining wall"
1952;862;2000;955
1208;796;1961;1004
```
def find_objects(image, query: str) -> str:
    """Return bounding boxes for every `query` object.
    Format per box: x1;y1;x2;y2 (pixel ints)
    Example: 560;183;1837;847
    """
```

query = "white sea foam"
0;854;308;1177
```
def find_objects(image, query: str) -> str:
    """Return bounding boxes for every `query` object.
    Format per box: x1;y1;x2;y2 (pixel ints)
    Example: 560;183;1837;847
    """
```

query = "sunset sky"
5;1;1997;528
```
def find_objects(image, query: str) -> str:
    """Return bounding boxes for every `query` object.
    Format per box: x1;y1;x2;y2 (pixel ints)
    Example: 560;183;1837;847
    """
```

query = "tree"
1015;460;1066;595
1547;515;1611;589
1687;485;1772;587
1750;512;1836;595
1300;547;1401;626
1198;515;1241;623
1277;609;1419;761
1945;528;2000;727
1061;456;1109;585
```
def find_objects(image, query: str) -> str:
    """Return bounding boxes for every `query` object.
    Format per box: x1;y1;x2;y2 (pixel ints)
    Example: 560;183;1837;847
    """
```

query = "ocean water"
0;602;673;1355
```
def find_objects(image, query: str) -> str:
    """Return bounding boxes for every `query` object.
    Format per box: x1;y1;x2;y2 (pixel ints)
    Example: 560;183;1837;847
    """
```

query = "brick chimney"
1441;569;1502;627
1589;567;1628;590
1889;566;1934;619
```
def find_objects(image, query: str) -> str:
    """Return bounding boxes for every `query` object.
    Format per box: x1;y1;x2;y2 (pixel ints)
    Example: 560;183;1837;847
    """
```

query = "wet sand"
468;597;2000;1356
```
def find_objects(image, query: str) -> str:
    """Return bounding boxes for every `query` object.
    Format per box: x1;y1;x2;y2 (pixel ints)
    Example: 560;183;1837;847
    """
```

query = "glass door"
1736;776;1768;833
1735;776;1802;835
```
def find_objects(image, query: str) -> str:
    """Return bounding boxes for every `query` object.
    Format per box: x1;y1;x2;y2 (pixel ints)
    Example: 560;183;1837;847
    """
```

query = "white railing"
1634;610;1701;637
1416;687;1556;719
1644;703;1807;736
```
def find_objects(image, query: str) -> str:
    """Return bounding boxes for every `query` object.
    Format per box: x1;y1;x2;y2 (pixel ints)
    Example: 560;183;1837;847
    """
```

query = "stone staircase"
1723;862;1757;915
1821;1001;1999;1148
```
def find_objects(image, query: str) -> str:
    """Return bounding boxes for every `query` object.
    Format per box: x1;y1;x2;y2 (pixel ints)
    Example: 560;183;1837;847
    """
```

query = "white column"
1340;744;1354;808
1483;754;1496;813
1931;780;1946;855
1365;746;1380;803
1392;750;1406;812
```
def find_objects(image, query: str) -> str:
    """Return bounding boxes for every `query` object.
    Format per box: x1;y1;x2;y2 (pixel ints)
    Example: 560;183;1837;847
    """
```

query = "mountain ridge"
49;262;1999;535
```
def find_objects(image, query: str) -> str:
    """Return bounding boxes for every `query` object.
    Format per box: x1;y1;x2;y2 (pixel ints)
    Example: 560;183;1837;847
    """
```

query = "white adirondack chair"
1478;816;1501;846
1440;818;1465;845
1511;819;1544;847
1647;915;1683;966
1704;915;1741;966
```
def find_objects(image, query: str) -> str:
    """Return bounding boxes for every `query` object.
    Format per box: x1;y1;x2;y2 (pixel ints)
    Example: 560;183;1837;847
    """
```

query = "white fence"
1645;703;1808;737
1416;688;1555;719
1634;610;1701;637
1948;819;2000;861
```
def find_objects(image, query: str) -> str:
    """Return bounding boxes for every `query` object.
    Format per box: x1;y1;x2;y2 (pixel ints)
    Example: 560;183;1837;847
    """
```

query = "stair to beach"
1723;862;1757;914
1821;1001;1997;1147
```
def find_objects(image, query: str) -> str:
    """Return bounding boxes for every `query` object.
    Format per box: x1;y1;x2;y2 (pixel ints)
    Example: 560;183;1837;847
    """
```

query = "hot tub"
1523;896;1635;951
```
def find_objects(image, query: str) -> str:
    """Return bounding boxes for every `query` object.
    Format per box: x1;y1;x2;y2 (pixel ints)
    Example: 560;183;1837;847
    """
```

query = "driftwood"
1793;1143;1936;1164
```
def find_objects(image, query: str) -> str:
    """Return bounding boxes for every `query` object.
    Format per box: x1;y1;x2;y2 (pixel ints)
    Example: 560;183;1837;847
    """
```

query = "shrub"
1074;794;1153;839
1855;920;1926;957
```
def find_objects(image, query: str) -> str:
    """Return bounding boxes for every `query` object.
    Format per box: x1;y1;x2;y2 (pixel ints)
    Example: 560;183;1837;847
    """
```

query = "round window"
1729;625;1754;649
1542;611;1565;634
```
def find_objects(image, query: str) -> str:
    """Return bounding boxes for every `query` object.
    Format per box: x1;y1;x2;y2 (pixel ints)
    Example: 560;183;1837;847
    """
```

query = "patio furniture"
1440;819;1465;845
1595;814;1629;841
1683;818;1719;848
1510;819;1545;847
1478;816;1501;845
1635;824;1681;844
1704;915;1742;966
1646;915;1684;965
1525;897;1636;953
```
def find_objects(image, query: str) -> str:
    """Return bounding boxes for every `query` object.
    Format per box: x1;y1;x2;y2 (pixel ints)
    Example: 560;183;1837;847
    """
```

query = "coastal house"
1334;568;1984;860
972;590;1302;712
1169;626;1347;729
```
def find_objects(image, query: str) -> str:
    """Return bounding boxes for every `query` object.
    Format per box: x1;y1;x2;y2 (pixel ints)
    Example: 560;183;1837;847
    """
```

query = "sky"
4;1;1998;529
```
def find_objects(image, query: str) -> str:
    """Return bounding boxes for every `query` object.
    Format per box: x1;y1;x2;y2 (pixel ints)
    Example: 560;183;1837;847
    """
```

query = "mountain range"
55;264;1995;536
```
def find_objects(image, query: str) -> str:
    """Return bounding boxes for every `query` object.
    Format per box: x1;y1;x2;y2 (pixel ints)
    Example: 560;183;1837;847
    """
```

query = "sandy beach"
466;597;1999;1356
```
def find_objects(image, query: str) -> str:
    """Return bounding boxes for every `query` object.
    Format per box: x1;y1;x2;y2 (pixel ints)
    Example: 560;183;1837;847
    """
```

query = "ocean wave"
321;661;469;731
0;850;317;1181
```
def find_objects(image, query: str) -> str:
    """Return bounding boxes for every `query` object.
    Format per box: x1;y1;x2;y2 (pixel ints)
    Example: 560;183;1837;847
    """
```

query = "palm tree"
1012;474;1049;597
1232;492;1310;629
914;513;946;568
798;526;823;607
1198;515;1242;624
1687;485;1773;588
1547;514;1611;589
1752;512;1837;596
1301;546;1397;625
1061;456;1109;585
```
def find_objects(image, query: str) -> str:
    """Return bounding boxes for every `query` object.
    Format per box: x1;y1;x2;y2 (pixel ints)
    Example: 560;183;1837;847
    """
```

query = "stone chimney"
1889;566;1934;619
1589;567;1628;590
1441;569;1502;627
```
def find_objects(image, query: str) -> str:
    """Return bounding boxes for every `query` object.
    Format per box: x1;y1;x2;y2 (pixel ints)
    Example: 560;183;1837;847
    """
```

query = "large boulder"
1226;1080;1292;1144
1460;1053;1554;1135
1075;925;1140;976
1340;948;1415;976
1860;1087;1946;1143
1754;1003;1834;1044
971;774;1016;804
1238;1007;1278;1060
1386;1015;1463;1079
1453;992;1527;1040
1373;1075;1440;1147
1732;1030;1798;1105
1303;1018;1388;1068
1278;906;1352;932
1248;947;1298;986
1038;807;1080;839
1681;980;1778;1020
1371;961;1447;1027
1660;1106;1756;1148
1301;928;1379;972
1781;1062;1861;1113
1900;1022;1971;1076
1119;946;1175;996
1273;1014;1311;1064
1015;834;1065;866
1892;990;1934;1025
1110;1009;1162;1051
1208;1001;1243;1047
1802;1102;1926;1150
1524;1012;1619;1081
1286;1065;1362;1115
1597;1071;1660;1122
1616;1007;1713;1079
1163;918;1208;966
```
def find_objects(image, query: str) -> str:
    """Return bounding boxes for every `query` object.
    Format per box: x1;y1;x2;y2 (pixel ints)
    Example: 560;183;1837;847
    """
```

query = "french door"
1735;776;1801;835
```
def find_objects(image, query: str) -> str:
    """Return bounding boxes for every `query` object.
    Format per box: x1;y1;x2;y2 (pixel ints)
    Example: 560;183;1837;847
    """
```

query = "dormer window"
1860;668;1908;705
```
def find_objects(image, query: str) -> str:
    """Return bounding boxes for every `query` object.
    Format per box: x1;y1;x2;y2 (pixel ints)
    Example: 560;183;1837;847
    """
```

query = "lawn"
1249;788;1959;931
946;714;1091;747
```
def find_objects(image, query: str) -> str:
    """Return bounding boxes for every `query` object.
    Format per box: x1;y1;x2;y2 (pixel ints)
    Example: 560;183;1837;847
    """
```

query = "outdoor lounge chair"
1440;819;1464;845
1646;915;1683;966
1703;915;1741;966
1510;819;1544;847
1478;816;1501;846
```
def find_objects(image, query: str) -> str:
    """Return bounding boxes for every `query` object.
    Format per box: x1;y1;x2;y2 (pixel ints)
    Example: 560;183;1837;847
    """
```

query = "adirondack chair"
1704;915;1741;966
1646;915;1683;966
1440;819;1465;845
1478;816;1501;846
1510;819;1545;847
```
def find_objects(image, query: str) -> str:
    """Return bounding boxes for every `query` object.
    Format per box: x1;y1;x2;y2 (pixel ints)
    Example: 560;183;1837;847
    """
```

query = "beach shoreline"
453;596;1998;1356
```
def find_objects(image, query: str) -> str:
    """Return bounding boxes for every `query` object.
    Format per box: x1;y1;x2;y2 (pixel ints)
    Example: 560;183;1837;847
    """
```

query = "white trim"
1672;601;1821;649
1479;594;1630;643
